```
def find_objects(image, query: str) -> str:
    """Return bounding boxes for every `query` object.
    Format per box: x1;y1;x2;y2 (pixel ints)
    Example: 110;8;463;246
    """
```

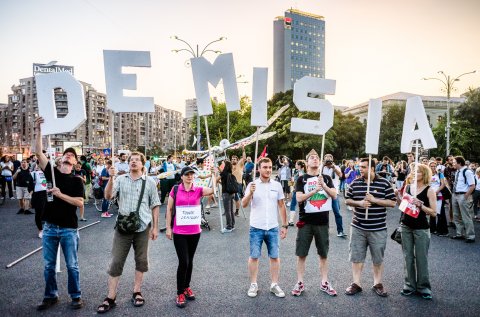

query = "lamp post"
422;70;476;156
171;35;226;151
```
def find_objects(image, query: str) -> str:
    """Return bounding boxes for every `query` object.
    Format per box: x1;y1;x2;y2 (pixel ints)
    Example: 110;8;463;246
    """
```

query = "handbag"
390;226;402;244
440;186;452;200
115;178;146;234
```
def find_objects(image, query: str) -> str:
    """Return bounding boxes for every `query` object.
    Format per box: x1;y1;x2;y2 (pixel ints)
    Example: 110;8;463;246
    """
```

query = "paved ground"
0;193;479;317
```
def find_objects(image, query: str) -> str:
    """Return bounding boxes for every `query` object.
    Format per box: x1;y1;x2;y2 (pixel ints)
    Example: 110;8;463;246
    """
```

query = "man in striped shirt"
345;158;396;297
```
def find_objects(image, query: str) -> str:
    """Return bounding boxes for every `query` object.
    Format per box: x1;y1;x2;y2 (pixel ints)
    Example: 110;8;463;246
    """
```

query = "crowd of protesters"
3;124;480;312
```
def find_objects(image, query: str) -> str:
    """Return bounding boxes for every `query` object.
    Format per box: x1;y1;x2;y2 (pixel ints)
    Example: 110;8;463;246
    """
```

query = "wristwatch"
282;224;289;229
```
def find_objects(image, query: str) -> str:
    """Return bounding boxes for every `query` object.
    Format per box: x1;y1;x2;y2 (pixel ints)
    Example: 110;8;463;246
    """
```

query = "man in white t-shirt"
1;156;15;199
242;157;288;298
114;153;130;175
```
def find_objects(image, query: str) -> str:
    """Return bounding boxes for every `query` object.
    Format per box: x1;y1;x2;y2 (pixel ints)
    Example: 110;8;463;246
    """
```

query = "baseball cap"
181;166;196;176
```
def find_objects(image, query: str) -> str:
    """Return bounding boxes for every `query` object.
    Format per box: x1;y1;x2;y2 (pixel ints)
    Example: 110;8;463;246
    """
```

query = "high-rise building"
0;63;187;156
273;9;326;94
185;98;197;120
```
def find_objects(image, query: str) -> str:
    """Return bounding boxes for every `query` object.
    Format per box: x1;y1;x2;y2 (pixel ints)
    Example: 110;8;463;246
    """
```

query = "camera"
325;160;333;166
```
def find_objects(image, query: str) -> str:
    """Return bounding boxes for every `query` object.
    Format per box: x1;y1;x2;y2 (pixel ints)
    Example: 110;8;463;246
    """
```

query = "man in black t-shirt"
34;117;85;311
291;149;338;297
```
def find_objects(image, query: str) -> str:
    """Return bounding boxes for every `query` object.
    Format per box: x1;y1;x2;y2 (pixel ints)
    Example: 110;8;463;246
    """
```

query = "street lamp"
171;35;226;151
422;70;476;156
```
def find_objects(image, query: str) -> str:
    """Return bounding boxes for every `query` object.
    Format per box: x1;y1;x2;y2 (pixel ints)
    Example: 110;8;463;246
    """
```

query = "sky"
0;0;479;115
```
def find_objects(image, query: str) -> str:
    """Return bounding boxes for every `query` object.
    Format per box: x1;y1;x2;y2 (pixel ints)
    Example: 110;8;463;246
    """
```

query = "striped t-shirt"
346;176;396;231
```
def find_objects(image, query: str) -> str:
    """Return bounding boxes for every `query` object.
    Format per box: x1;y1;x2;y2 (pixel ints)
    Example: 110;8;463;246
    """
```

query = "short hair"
106;159;113;166
119;152;127;157
258;157;272;168
382;156;390;161
360;158;375;170
296;160;306;170
435;157;442;162
167;154;173;160
80;155;87;162
196;158;204;165
128;152;146;165
454;156;466;166
231;155;238;160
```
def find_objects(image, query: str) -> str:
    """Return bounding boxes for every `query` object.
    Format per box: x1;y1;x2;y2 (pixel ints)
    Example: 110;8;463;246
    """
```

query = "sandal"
132;292;145;307
97;297;116;314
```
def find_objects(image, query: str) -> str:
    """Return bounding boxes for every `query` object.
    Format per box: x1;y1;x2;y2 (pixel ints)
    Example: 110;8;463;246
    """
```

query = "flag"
258;145;268;159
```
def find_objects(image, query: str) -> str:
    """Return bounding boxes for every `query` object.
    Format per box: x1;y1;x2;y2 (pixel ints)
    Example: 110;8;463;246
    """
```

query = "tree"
378;104;406;160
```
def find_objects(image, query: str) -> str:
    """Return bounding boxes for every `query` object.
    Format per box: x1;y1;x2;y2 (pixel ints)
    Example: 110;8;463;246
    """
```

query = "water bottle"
47;182;54;202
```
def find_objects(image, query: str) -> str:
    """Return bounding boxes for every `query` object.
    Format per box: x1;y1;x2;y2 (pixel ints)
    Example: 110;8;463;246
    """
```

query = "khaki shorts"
349;226;387;265
295;223;329;258
16;187;31;199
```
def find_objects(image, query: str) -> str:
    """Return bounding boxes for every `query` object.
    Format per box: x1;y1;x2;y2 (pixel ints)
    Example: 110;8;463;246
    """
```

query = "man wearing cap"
34;117;86;311
291;149;338;297
98;151;160;312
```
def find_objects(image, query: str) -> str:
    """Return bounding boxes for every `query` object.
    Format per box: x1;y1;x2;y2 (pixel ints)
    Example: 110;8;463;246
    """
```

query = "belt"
454;192;466;195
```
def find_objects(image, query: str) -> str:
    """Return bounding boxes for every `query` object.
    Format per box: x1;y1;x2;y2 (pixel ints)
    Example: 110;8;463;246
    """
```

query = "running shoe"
247;283;258;298
320;281;337;296
291;281;305;296
270;284;285;298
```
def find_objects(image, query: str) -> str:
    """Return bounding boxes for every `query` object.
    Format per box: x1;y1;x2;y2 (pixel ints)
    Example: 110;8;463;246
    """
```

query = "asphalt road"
0;193;479;317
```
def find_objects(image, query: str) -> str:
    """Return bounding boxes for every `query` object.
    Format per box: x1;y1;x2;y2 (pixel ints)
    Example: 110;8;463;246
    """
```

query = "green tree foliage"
432;88;480;160
378;104;405;160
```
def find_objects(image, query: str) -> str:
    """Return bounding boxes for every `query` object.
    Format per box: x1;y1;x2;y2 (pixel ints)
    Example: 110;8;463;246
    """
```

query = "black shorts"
281;180;290;194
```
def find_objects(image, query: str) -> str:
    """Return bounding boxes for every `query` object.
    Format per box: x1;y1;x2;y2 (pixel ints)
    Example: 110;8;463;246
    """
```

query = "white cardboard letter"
35;72;86;136
103;50;154;113
251;67;268;127
191;53;240;116
291;76;335;135
365;98;383;154
401;96;437;153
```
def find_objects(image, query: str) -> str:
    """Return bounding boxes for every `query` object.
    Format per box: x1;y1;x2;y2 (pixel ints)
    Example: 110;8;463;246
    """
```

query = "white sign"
176;205;202;226
401;96;437;153
251;67;268;127
291;76;335;135
103;50;154;113
191;53;240;116
365;98;383;154
35;72;86;136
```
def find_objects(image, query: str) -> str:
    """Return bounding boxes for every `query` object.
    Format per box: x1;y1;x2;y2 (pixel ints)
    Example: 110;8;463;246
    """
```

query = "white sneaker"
270;283;285;298
347;206;353;211
247;283;258;297
206;204;211;209
10;197;15;200
38;231;43;239
286;202;291;207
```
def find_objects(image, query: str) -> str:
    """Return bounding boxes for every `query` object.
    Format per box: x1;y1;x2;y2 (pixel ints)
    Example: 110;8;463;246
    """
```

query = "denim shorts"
249;226;279;259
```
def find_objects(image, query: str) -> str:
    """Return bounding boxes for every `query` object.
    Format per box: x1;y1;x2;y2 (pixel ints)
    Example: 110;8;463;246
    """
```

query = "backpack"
462;169;477;186
225;173;238;194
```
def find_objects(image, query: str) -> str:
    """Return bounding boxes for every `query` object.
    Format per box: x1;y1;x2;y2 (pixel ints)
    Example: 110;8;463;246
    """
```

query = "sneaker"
270;283;285;298
17;209;25;214
101;213;112;218
206;204;211;209
10;197;15;200
80;218;87;222
347;206;353;211
183;287;195;300
247;283;258;298
437;233;449;237
450;235;465;240
37;297;59;311
286;202;291;207
400;289;415;296
38;231;43;239
222;228;233;233
337;232;347;237
70;297;84;309
234;210;239;217
420;293;432;300
24;209;34;214
211;203;218;208
288;222;294;227
176;294;186;308
291;281;305;296
320;281;337;296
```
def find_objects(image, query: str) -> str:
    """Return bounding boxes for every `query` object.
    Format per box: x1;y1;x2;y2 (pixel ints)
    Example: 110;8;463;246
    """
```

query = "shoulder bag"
115;178;146;234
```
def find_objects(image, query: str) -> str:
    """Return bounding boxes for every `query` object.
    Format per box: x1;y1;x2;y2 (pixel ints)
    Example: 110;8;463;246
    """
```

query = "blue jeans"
332;198;344;234
290;190;297;212
102;199;110;212
42;222;81;299
249;226;279;259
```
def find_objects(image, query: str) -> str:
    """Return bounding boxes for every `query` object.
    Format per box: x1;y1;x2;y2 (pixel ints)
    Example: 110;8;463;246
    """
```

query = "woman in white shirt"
429;161;448;236
31;165;47;238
